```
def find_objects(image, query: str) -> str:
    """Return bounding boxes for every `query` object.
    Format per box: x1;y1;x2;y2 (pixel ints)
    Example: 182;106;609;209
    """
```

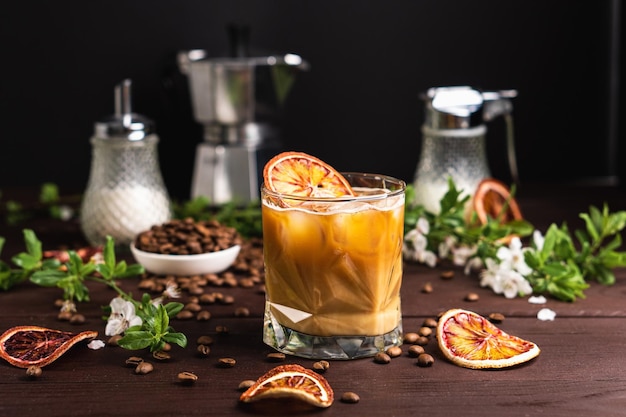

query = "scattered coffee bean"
197;344;211;357
418;326;432;337
184;302;202;313
422;317;438;328
196;310;212;321
234;307;250;317
386;346;403;358
176;310;194;320
341;392;361;404
216;325;229;334
417;353;435;367
199;293;216;304
26;365;42;379
407;345;425;357
178;371;198;384
54;299;65;308
238;380;256;391
218;357;236;368
465;292;480;302
488;312;505;323
374;352;391;364
421;282;433;293
440;270;454;280
107;335;122;346
220;295;235;305
313;360;330;373
57;311;73;321
125;356;144;367
152;350;171;361
69;314;86;325
415;336;430;346
162;343;172;352
197;335;214;345
403;332;419;344
266;352;286;362
135;361;154;375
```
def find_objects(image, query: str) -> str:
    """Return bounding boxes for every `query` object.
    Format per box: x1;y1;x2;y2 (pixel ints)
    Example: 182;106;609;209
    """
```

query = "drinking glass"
262;172;406;359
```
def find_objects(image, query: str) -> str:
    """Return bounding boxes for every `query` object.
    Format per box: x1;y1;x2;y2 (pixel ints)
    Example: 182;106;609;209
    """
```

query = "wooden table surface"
0;183;625;417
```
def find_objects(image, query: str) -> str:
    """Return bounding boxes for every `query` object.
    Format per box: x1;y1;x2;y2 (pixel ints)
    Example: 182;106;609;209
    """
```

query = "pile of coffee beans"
134;218;243;255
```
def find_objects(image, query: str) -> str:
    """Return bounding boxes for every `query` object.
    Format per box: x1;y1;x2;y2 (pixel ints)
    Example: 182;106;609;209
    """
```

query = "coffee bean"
69;313;86;325
216;325;229;334
403;332;419;344
266;352;286;362
313;360;330;373
197;335;214;345
135;361;154;375
196;310;212;321
184;302;202;312
197;344;211;357
408;345;425;357
386;346;403;358
26;365;42;379
418;327;432;337
178;371;198;384
440;270;455;280
57;311;72;321
107;335;122;346
152;350;171;361
218;357;236;368
125;356;144;367
488;312;505;323
341;392;361;404
374;352;391;364
176;310;194;320
234;307;250;317
465;292;480;302
421;282;433;293
417;353;435;367
238;380;256;391
422;317;438;328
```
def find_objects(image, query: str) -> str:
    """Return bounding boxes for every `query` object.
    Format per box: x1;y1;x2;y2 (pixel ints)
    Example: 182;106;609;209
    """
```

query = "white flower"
496;237;532;276
528;295;547;304
532;230;545;250
480;258;533;299
87;340;106;350
105;297;142;336
451;245;476;267
162;281;181;299
416;217;430;235
438;235;457;259
403;227;437;267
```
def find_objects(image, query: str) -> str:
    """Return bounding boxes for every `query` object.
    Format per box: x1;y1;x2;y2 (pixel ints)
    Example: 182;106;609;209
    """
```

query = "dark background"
1;1;624;201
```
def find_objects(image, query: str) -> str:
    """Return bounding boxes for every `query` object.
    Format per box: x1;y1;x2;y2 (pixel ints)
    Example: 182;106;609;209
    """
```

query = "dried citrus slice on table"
436;309;540;369
471;178;523;225
0;326;98;368
263;151;354;198
240;364;334;408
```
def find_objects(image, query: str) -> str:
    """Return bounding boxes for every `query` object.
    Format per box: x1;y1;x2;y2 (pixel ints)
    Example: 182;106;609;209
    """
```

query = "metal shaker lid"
94;79;155;141
422;86;518;130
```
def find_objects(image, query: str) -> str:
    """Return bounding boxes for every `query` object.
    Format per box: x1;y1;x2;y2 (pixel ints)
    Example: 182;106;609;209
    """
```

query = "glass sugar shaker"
412;86;518;214
80;79;171;247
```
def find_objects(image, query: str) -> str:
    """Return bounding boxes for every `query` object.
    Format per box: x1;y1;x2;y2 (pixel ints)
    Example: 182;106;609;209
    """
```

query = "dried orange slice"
437;309;540;369
263;151;354;198
0;326;98;368
471;178;522;225
240;364;334;408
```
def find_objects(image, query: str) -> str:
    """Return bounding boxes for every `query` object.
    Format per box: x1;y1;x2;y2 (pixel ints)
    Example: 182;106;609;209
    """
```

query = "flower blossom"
496;236;533;276
480;258;533;299
105;297;142;336
403;218;437;267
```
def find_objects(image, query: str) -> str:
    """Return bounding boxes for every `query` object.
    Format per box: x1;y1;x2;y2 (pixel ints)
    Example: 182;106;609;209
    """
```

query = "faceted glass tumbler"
261;173;405;359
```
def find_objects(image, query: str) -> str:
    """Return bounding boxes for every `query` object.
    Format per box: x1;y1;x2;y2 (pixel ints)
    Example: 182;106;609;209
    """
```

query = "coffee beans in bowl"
130;218;242;276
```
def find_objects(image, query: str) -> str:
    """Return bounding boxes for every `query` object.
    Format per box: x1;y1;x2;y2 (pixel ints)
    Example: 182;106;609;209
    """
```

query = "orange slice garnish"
239;364;334;408
471;178;522;225
0;326;98;368
436;309;540;369
263;151;354;198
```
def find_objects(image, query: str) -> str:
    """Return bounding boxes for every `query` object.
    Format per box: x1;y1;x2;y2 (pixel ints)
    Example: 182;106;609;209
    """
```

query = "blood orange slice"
263;151;354;198
437;309;540;369
0;326;98;368
240;364;334;408
471;178;523;225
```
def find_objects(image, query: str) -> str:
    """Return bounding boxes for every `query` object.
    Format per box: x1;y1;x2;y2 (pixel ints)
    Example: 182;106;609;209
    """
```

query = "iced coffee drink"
262;172;405;359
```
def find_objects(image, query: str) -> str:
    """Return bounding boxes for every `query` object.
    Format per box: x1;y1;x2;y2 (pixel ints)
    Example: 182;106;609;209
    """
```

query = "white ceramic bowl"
130;244;241;276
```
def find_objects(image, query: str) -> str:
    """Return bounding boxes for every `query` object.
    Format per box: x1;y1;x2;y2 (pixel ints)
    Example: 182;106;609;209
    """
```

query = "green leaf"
30;269;67;286
117;331;154;350
162;332;187;348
